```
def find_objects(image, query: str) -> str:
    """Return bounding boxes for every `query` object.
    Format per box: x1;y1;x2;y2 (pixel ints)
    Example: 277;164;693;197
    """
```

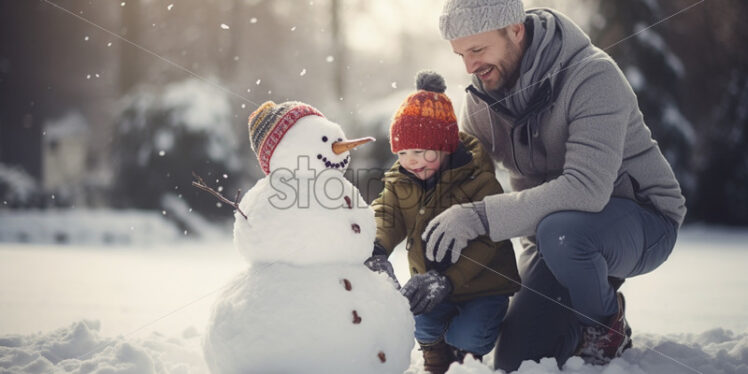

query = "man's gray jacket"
460;8;687;242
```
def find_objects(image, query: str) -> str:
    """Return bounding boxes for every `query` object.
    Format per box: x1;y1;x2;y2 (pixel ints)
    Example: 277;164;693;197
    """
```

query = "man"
422;0;686;370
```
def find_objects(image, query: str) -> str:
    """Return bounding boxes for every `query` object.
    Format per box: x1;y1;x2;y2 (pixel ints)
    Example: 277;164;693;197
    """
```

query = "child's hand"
364;255;401;289
423;202;488;263
400;270;453;315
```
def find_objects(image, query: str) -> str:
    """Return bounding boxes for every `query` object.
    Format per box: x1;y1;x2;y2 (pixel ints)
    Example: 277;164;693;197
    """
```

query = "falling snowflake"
256;79;261;85
120;2;126;6
162;210;167;216
220;24;230;30
290;26;296;31
391;82;397;89
86;74;91;79
326;56;334;63
250;18;258;24
300;69;307;76
107;42;112;47
223;174;228;179
167;4;174;10
241;103;246;109
158;150;166;156
84;36;89;41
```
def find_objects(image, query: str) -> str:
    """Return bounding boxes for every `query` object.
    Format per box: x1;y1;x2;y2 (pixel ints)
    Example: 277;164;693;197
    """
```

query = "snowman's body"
203;113;414;373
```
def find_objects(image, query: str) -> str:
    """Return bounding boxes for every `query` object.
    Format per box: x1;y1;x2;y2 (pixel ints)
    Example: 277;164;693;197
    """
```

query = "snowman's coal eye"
322;136;328;142
337;138;342;142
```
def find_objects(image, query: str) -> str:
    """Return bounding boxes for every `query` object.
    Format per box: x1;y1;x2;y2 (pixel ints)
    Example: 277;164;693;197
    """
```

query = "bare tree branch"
191;172;247;220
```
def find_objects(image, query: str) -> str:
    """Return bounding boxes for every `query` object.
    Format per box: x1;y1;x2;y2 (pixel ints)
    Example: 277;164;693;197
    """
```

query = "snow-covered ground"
1;225;747;373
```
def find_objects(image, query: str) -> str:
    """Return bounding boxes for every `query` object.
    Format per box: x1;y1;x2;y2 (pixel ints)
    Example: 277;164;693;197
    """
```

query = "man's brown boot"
421;339;455;374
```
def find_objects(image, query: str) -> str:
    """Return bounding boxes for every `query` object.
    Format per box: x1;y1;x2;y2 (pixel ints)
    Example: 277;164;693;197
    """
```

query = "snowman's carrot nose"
332;137;375;155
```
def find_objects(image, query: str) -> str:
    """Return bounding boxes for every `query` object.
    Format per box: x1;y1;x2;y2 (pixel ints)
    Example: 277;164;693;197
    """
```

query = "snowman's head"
249;101;373;175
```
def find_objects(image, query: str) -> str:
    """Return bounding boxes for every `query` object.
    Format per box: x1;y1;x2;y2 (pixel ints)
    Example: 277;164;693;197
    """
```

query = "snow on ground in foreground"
1;225;748;373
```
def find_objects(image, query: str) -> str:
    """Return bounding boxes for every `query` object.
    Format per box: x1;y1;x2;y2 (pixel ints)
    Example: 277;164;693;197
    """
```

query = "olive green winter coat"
372;132;520;302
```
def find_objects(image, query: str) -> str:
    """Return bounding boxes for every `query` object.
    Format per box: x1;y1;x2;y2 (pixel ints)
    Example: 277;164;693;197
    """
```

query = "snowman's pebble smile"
317;153;350;170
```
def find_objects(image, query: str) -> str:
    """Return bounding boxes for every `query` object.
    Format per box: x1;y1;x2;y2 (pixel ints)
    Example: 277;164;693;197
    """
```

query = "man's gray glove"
364;255;401;289
400;270;453;315
422;202;489;264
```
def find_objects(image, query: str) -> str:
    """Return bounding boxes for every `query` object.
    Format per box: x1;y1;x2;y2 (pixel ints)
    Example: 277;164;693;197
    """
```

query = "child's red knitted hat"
390;71;459;154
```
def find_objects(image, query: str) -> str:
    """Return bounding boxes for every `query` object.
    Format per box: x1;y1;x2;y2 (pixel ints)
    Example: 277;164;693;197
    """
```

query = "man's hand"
364;255;401;289
400;270;453;315
422;202;487;263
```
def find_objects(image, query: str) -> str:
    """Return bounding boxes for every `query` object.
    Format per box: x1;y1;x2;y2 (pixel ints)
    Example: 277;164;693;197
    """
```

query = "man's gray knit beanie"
439;0;525;40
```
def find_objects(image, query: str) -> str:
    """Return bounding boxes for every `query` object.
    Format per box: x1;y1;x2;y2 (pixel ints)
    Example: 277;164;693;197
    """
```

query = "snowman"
202;101;414;374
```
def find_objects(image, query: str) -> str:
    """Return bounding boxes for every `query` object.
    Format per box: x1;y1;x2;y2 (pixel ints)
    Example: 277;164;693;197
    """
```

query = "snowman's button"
344;196;352;209
342;278;352;291
352;310;362;324
378;352;386;363
351;224;361;233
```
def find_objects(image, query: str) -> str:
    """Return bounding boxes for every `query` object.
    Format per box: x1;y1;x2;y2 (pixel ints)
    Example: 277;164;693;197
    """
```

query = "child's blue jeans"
414;294;509;355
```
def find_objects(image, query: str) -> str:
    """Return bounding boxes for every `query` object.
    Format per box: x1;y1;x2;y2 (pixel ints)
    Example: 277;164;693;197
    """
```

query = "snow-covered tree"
111;78;246;224
590;0;697;203
696;68;748;225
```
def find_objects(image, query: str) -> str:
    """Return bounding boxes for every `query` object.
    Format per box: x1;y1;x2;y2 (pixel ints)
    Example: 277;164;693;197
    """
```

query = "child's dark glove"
400;270;453;315
364;255;401;289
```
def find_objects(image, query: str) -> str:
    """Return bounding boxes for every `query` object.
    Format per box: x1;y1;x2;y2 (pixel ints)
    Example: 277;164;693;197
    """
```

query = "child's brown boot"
421;339;455;374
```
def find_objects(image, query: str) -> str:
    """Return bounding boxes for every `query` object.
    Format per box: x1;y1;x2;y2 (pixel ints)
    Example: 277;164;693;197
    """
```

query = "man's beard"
484;40;523;92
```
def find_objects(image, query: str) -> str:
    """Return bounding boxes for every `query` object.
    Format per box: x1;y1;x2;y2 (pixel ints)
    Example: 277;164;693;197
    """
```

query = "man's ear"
507;23;525;44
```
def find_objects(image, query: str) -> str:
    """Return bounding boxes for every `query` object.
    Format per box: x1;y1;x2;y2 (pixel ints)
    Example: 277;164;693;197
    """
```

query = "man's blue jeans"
415;294;509;355
494;198;679;371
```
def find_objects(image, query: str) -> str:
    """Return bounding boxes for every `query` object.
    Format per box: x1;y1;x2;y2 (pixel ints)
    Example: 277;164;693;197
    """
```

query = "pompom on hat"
439;0;525;40
389;71;459;154
248;101;323;175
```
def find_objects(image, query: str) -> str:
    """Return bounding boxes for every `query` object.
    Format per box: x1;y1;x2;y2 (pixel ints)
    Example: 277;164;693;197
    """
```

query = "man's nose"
463;56;477;74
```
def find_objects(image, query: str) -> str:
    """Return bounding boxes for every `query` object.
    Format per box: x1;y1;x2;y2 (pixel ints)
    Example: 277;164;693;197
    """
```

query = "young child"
365;71;521;374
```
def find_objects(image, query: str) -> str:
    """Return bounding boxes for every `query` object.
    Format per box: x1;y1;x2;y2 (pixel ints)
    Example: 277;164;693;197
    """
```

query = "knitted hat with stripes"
248;101;324;175
390;71;459;154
